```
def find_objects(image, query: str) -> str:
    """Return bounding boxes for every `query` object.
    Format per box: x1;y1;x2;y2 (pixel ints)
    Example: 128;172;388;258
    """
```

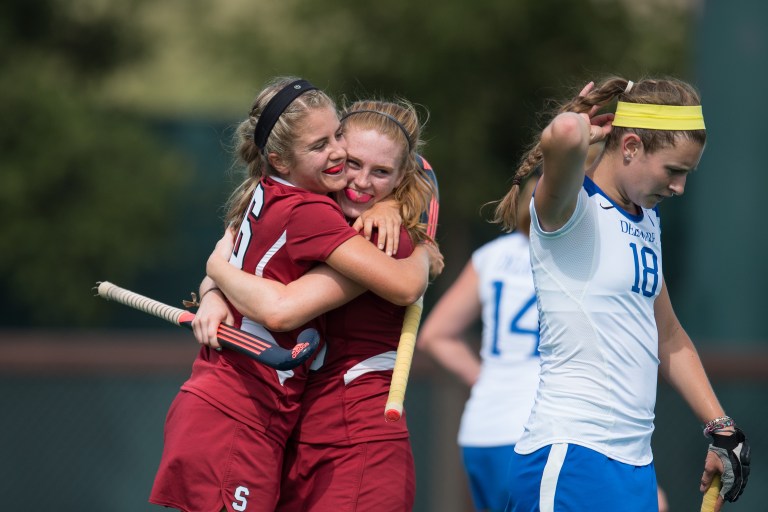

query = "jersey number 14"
490;281;540;358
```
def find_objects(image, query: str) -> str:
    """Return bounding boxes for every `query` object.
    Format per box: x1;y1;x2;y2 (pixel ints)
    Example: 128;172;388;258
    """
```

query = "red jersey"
291;227;414;445
182;176;358;446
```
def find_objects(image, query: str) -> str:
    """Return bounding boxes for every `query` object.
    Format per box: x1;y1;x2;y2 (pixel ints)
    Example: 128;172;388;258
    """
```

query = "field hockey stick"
94;281;318;371
384;156;439;422
700;474;721;512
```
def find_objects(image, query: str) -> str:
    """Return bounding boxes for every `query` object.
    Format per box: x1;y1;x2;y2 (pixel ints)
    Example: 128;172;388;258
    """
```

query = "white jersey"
458;233;541;447
515;177;662;465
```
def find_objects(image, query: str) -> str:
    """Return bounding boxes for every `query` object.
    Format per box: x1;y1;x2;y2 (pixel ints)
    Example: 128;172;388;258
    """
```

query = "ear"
621;133;643;159
268;152;290;177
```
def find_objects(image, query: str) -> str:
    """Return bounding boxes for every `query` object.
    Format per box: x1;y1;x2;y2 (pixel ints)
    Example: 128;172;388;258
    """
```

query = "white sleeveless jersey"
458;233;541;447
515;177;662;465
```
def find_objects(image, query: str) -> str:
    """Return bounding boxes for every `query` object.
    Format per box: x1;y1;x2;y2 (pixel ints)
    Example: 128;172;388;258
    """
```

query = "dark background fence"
1;332;765;511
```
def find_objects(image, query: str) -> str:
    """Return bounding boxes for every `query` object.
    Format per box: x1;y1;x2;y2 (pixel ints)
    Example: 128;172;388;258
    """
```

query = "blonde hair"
341;99;436;244
492;76;706;231
225;76;337;231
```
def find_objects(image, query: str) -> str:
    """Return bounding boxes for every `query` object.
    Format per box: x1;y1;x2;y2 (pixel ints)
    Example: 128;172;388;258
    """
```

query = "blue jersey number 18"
629;242;659;297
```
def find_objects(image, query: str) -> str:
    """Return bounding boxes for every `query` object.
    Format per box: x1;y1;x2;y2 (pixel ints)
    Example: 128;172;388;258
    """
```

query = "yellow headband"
612;101;705;130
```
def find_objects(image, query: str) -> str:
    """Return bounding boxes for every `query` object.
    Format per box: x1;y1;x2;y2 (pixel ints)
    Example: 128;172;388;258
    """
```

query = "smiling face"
269;106;347;194
334;127;406;219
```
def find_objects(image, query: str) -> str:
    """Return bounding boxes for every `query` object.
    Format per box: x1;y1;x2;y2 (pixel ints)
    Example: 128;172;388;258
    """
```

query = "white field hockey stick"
94;281;318;370
384;157;439;422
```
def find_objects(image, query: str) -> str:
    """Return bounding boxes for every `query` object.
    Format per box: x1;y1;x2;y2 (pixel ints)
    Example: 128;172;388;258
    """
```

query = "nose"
353;169;371;188
330;135;347;162
669;174;687;196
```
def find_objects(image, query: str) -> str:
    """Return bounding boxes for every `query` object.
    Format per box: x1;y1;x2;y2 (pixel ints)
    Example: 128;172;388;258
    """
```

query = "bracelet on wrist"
703;416;735;437
201;287;221;300
182;287;221;309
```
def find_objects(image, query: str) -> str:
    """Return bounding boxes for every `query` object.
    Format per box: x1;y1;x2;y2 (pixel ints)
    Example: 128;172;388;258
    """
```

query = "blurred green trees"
0;0;189;326
0;0;694;326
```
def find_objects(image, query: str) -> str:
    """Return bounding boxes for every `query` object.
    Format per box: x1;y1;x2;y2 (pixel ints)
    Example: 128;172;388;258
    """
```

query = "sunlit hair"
225;76;337;231
492;76;707;232
341;99;436;244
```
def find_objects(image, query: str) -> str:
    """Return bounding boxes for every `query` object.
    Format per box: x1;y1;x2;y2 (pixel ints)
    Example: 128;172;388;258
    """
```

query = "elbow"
261;312;301;332
390;296;415;307
250;300;302;332
401;272;429;306
544;113;588;152
391;286;426;307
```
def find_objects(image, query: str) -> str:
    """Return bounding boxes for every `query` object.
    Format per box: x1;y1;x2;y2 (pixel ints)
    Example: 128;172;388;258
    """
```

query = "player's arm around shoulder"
351;197;402;256
267;266;365;331
204;228;366;332
325;235;431;306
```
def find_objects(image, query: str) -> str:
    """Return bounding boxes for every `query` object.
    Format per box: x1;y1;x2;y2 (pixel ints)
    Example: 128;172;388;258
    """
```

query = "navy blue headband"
253;79;318;151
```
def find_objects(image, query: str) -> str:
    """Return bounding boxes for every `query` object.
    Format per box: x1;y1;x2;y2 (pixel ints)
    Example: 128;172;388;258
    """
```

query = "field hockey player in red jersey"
150;78;440;512
203;98;440;511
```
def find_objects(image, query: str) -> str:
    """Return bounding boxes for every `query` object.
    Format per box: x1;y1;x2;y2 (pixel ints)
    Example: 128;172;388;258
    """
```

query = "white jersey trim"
343;351;396;385
540;443;567;512
255;230;286;277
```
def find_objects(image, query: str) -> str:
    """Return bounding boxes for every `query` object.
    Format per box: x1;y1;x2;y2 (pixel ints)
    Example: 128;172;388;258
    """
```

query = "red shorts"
278;438;415;512
149;391;283;512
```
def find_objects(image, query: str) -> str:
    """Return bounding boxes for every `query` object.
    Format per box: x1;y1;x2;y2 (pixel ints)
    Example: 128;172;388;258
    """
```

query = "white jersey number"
230;183;266;270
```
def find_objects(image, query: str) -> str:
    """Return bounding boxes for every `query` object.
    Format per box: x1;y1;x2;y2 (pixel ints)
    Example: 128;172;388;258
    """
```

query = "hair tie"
511;176;523;187
341;109;412;151
253;79;318;151
624;80;634;94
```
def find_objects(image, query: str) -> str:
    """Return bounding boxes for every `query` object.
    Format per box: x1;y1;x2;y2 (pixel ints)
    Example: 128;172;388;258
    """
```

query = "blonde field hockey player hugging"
150;78;440;512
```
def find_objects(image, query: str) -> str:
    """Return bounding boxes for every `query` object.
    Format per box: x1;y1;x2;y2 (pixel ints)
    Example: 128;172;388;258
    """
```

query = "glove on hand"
708;427;750;502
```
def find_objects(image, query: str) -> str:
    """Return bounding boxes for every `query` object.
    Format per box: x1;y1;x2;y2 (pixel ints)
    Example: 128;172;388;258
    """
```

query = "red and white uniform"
151;176;358;512
182;176;357;443
279;227;416;512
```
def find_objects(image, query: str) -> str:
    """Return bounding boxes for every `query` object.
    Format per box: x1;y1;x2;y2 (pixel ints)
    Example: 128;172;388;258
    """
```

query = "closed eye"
346;157;362;170
310;139;328;151
667;166;692;175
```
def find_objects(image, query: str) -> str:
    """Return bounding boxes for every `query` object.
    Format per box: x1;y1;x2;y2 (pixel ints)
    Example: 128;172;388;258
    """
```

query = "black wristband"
712;428;744;450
